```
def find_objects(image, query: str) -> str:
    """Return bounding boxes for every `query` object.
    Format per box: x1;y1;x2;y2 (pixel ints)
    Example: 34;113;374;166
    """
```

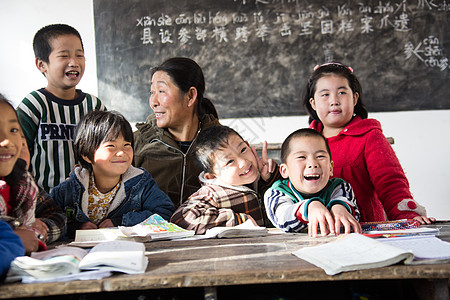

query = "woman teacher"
134;57;219;208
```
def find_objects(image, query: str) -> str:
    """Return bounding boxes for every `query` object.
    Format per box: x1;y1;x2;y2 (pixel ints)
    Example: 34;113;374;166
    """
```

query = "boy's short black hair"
33;24;84;63
195;125;245;174
74;110;133;172
280;128;331;163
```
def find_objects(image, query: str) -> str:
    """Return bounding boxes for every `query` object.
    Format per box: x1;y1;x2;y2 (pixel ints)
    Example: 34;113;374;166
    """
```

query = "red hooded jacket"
310;116;424;221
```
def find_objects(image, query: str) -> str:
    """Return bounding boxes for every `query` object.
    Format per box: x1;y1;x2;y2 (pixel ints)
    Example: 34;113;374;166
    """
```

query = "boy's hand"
246;215;259;226
14;227;40;255
251;141;275;182
80;221;98;230
31;219;49;242
98;219;114;228
330;204;361;235
307;201;335;237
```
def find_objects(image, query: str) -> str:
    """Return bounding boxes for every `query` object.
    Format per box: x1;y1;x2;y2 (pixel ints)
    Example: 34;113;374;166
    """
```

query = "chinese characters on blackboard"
137;1;448;71
94;0;449;121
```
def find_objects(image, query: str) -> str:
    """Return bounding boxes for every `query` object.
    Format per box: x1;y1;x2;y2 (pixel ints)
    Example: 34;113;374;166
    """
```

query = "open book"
119;214;195;241
292;233;450;275
204;219;268;238
68;227;148;247
69;214;194;247
7;240;148;282
378;235;450;264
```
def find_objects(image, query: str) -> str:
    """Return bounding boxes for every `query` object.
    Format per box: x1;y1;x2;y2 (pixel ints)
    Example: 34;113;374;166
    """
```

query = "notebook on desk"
292;233;450;275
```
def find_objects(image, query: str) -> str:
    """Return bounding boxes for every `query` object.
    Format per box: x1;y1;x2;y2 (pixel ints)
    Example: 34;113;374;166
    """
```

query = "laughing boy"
17;24;106;192
264;128;361;237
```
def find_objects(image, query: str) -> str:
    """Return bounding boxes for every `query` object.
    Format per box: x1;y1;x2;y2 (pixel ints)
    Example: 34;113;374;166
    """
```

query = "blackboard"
93;0;449;122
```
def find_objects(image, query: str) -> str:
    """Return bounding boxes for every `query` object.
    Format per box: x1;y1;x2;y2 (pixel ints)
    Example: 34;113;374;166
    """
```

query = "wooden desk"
1;223;449;299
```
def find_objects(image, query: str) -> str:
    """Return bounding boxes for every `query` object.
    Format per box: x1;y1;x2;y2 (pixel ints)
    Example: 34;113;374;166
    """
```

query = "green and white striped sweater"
17;88;106;192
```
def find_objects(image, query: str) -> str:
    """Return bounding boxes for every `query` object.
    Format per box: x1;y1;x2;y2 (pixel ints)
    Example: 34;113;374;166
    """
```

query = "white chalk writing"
405;36;448;71
134;1;448;45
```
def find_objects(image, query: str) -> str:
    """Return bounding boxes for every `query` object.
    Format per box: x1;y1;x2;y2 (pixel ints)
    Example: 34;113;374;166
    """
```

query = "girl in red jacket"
302;62;434;224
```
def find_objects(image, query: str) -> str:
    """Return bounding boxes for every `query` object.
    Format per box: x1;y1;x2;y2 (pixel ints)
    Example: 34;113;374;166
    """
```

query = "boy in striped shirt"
17;24;106;192
264;128;361;237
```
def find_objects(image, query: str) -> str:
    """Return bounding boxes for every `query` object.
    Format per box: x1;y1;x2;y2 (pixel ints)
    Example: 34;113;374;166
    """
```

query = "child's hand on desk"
413;215;436;224
251;141;276;182
80;221;98;230
31;219;49;242
14;227;40;255
330;204;361;235
307;201;335;238
245;215;258;226
98;219;114;228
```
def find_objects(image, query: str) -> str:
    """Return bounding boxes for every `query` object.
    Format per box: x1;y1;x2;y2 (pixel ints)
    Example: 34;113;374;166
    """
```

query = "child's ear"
35;58;47;74
204;172;217;180
279;163;289;179
309;98;317;111
330;160;334;177
353;92;359;106
81;155;92;164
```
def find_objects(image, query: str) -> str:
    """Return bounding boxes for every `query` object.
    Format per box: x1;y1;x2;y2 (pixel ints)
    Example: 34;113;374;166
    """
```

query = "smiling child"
17;24;106;193
264;128;361;237
170;125;279;234
303;62;434;224
50;110;174;238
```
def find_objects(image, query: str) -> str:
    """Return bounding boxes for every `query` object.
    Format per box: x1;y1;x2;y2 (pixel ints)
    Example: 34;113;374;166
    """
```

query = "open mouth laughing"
65;71;79;79
304;174;320;181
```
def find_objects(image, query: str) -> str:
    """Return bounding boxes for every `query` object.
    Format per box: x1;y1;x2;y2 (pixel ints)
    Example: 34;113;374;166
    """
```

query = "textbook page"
69;227;151;247
378;235;450;264
78;240;148;274
204;219;268;238
292;233;414;275
6;246;89;282
7;241;148;282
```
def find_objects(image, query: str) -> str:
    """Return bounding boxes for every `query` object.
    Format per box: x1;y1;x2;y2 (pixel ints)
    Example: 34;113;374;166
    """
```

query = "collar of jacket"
310;116;382;138
197;171;259;194
136;113;218;145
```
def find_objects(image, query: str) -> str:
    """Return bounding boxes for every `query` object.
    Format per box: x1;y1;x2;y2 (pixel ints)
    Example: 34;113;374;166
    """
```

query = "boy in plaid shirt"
171;125;280;234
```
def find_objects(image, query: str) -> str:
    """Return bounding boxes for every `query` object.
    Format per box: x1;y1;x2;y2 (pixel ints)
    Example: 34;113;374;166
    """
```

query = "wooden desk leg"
204;286;218;300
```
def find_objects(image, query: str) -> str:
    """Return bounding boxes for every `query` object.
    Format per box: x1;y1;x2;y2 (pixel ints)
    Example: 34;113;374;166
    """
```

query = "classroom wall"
1;0;449;219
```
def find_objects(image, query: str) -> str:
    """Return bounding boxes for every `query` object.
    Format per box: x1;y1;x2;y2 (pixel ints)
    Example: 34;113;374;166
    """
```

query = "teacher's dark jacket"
133;113;219;208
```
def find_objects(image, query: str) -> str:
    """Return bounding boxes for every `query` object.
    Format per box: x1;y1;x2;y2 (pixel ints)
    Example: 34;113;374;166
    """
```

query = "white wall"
1;0;449;219
0;0;98;103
